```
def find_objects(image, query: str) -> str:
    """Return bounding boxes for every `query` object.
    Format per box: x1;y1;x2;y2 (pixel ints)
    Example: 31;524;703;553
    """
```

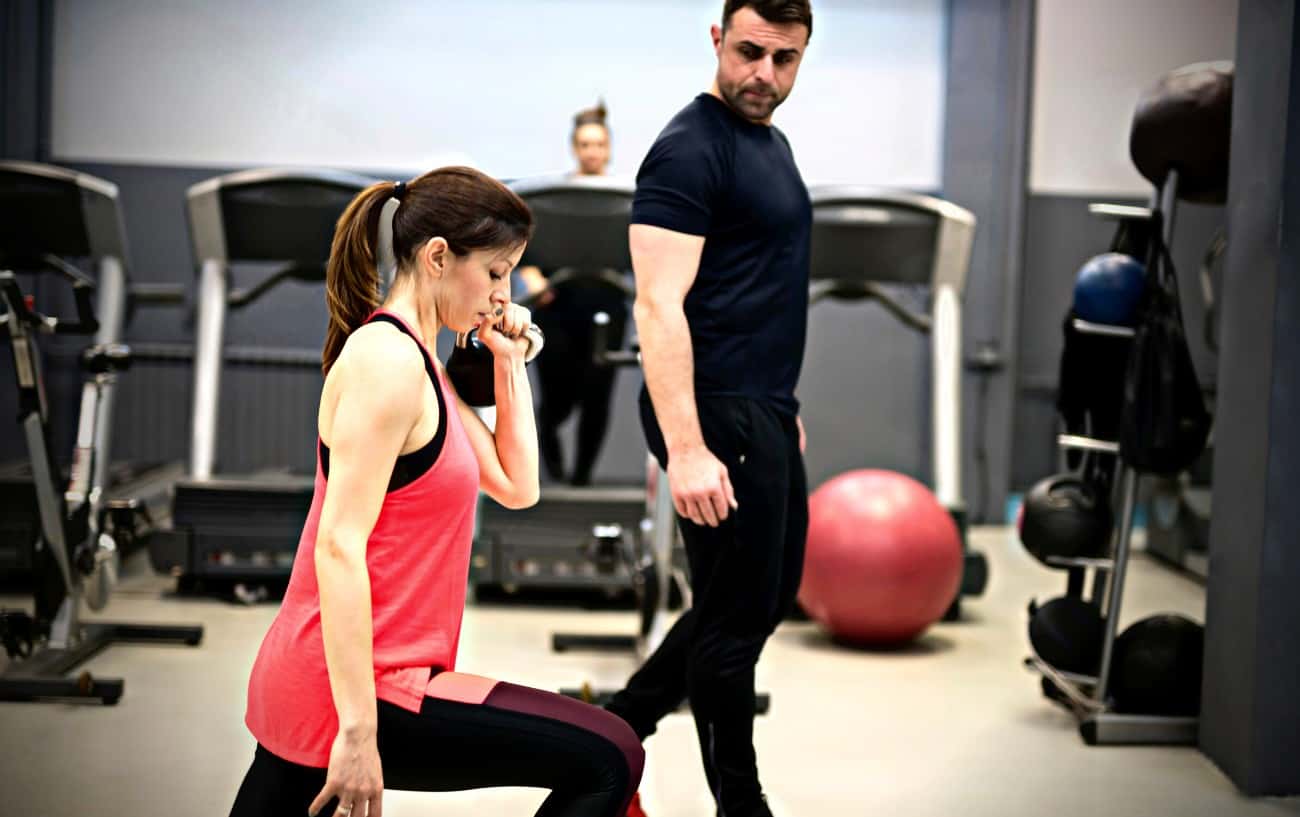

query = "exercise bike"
0;264;202;705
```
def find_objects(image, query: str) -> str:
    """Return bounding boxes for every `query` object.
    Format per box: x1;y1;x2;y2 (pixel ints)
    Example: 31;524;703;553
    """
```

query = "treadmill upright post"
190;258;227;480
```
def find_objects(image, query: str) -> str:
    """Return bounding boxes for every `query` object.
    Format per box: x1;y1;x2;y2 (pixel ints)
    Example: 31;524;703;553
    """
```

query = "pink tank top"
244;311;480;767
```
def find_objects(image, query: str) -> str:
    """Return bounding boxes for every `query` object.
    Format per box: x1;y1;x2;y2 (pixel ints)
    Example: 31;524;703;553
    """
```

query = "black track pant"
606;393;808;817
230;677;644;817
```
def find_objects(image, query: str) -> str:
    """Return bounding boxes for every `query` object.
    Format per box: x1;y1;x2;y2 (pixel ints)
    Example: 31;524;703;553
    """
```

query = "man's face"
711;6;809;123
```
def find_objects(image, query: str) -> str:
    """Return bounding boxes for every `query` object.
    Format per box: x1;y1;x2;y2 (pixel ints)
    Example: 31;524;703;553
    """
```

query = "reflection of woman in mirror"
519;101;628;485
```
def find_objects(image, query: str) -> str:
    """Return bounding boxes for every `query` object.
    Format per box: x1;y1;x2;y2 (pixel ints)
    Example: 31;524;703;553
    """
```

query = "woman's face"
439;243;526;334
572;123;610;176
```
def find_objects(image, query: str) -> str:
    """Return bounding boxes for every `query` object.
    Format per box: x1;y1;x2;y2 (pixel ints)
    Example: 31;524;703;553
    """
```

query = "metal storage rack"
1023;170;1199;746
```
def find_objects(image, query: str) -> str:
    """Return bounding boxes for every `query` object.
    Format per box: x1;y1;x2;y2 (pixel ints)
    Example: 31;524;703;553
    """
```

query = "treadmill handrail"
507;173;636;198
0;159;120;201
590;313;641;368
808;280;933;333
226;262;327;308
548;266;633;293
809;185;976;227
185;166;378;202
0;268;99;335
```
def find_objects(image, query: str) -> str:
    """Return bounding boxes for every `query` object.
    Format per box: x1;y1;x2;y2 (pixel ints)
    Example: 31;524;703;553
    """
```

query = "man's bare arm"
630;223;736;527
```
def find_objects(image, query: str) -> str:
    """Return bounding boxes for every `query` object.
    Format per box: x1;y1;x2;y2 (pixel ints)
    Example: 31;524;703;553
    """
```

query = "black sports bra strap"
366;313;438;384
318;312;449;492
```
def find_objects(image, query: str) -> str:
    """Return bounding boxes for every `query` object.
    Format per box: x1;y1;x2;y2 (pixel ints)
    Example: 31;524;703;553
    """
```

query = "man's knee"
687;630;765;692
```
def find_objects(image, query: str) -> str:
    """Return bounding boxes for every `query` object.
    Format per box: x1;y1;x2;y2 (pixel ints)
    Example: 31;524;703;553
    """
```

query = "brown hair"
572;99;609;140
322;166;533;373
721;0;813;39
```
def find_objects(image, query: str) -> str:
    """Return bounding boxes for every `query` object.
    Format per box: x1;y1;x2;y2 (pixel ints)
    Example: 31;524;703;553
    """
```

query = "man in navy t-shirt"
603;3;813;816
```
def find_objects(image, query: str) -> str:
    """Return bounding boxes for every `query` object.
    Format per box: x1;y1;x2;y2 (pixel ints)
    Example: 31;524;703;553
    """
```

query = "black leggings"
230;677;644;817
533;294;629;486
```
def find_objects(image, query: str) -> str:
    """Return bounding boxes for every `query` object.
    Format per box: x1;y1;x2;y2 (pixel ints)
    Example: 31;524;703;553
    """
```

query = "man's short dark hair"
721;0;813;39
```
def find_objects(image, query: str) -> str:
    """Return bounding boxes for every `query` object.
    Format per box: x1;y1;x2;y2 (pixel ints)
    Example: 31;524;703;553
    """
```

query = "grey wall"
939;0;1034;522
1200;0;1300;795
798;298;931;487
0;0;52;465
0;0;50;159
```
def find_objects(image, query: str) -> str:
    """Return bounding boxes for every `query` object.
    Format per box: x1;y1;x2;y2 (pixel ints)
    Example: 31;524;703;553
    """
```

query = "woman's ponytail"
322;182;398;374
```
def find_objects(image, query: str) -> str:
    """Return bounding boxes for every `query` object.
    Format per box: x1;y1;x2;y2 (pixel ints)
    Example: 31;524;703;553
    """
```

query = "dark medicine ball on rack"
1020;474;1114;566
1109;614;1205;716
1130;61;1233;204
1028;596;1105;675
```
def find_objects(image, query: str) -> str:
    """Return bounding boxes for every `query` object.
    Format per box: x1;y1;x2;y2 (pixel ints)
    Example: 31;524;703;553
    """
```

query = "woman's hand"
477;303;534;361
309;728;384;817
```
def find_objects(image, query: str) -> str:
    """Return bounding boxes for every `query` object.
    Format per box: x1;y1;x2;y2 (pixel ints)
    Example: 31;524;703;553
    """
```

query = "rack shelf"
1087;203;1153;221
1022;655;1099;689
1023;655;1104;714
1044;555;1115;570
1072;318;1137;339
1057;434;1120;454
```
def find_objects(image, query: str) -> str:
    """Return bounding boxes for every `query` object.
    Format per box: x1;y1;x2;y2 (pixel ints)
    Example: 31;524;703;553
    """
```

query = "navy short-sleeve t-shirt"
632;93;811;416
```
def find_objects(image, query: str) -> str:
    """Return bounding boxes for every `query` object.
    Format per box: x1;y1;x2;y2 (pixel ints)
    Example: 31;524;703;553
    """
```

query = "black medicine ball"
1020;474;1114;566
1028;596;1105;676
1110;614;1204;717
1130;61;1233;204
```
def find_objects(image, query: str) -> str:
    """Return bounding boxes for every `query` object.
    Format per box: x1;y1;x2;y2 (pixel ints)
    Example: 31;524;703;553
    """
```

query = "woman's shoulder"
333;322;426;384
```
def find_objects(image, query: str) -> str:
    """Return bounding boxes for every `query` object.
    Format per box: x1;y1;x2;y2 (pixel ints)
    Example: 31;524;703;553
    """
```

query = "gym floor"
1;528;1297;817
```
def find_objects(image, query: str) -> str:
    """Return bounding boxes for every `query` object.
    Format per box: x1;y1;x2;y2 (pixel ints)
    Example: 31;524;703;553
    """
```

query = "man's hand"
668;444;738;527
797;415;806;454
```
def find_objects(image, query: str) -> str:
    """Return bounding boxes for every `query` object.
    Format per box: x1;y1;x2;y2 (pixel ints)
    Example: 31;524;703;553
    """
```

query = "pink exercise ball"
799;469;963;646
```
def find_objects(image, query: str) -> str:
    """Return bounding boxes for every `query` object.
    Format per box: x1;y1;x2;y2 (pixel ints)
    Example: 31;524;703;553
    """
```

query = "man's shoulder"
772;124;793;151
654;94;734;150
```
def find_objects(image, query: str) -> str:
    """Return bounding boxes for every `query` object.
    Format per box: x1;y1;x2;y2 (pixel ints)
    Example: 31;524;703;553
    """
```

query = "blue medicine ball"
1072;253;1146;326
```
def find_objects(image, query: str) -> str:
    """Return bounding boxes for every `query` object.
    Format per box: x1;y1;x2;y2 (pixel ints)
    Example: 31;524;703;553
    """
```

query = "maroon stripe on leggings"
483;682;644;807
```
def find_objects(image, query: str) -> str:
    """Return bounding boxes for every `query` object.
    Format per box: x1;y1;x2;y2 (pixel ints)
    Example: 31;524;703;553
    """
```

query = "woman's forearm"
491;354;539;505
315;536;378;735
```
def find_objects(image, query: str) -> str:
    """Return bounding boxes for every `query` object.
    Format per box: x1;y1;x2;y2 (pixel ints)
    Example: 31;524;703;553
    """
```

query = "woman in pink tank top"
230;167;642;817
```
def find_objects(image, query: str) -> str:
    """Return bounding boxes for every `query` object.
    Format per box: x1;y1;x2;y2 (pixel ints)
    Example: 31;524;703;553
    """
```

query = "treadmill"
147;168;371;586
472;176;653;596
0;160;185;580
807;187;989;614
